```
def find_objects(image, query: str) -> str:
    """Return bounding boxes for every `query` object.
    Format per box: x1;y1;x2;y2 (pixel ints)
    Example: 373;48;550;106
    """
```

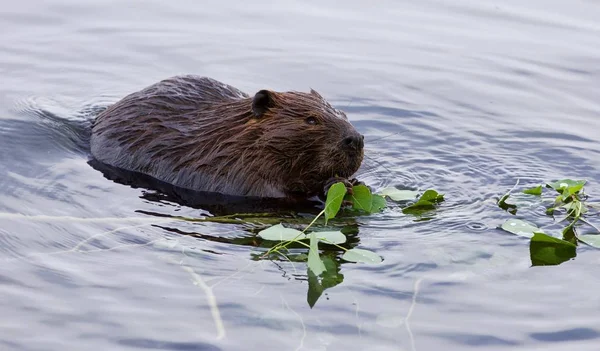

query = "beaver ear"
310;88;323;100
252;90;274;118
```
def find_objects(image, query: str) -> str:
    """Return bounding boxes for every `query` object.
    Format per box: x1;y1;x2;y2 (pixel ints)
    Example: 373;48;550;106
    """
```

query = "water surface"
2;1;600;350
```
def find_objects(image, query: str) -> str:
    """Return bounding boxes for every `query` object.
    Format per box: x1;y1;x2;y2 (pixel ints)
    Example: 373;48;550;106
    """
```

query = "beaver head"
243;88;364;197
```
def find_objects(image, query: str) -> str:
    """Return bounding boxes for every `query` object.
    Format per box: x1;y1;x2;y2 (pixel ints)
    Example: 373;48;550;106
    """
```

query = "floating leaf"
371;194;387;213
342;248;382;264
419;189;444;203
530;232;577;266
402;202;436;214
325;182;347;222
523;185;543;196
562;185;586;202
311;231;347;244
258;224;305;241
402;189;445;215
501;219;542;238
379;187;419;201
307;232;326;276
579;234;600;248
546;179;586;194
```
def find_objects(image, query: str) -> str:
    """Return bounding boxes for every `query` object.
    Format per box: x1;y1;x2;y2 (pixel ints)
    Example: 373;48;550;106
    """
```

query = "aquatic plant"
257;182;444;307
498;179;600;266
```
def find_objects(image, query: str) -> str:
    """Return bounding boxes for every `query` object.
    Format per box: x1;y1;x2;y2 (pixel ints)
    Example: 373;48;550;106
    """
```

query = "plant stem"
319;241;349;252
507;178;521;195
295;241;311;249
262;209;327;258
301;209;326;233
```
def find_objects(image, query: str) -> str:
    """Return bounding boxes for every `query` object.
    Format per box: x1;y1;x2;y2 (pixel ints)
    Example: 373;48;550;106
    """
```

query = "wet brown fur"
90;75;363;198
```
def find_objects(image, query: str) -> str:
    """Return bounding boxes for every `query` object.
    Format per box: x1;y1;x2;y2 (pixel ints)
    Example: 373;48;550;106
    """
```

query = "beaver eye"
306;116;318;125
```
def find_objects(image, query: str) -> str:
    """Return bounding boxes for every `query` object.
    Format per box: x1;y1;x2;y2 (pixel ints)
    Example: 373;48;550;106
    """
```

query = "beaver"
90;75;364;199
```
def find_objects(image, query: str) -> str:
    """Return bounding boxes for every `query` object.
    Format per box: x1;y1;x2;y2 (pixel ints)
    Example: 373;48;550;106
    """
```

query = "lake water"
2;1;600;350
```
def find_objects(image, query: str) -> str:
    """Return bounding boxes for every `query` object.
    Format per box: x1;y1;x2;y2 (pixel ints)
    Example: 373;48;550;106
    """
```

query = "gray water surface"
2;1;600;350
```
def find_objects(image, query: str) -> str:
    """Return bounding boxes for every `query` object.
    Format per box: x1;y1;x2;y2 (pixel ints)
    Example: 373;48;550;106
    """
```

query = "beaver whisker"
366;132;401;144
361;153;395;178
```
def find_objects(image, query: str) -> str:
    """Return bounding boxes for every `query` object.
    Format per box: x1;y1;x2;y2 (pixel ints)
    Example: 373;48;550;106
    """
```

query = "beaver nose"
343;134;364;151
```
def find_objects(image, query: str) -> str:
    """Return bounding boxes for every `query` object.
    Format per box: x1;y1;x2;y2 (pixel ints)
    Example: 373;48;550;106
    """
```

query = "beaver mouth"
329;149;364;179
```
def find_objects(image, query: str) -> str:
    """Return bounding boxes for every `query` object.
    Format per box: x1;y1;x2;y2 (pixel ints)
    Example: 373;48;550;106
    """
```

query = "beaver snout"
342;134;364;152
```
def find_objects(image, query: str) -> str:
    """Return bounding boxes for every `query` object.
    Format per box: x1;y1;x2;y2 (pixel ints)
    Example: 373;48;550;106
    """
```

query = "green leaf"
351;185;373;212
546;179;586;194
402;201;436;214
530;232;577;266
553;194;564;206
325;182;348;222
523;185;543;196
562;185;585;202
498;193;517;215
307;232;326;276
258;224;306;241
342;248;383;264
420;189;444;203
379;187;419;201
500;219;542;238
402;189;444;215
579;234;600;248
371;194;387;212
350;185;387;214
310;231;347;244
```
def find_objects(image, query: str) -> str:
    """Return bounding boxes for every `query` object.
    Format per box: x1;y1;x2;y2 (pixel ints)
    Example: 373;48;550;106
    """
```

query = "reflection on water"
2;0;600;350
